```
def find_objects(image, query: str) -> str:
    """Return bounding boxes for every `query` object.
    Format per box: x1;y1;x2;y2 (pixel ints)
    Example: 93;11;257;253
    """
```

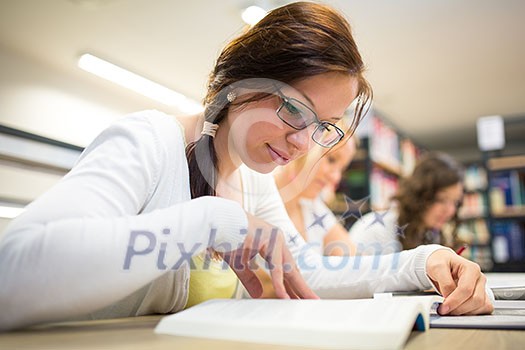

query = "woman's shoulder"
349;208;402;253
120;110;184;135
360;208;398;224
114;110;188;149
78;110;187;169
349;208;399;235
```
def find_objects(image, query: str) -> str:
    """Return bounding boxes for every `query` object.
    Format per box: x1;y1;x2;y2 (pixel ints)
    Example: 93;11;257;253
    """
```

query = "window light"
241;6;267;26
78;54;204;114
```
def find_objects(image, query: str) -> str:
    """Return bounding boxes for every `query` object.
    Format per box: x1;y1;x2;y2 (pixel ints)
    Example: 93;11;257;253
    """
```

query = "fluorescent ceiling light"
78;54;204;114
0;205;25;219
242;6;267;25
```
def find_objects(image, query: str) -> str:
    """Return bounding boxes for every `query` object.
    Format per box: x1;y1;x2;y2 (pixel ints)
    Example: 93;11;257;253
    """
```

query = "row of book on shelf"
453;162;525;269
367;116;419;178
456;219;493;271
492;220;525;263
489;170;525;214
458;192;486;219
464;164;488;192
364;116;419;210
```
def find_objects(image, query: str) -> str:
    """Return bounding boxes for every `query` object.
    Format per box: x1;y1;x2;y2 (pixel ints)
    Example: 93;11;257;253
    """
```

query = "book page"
155;297;437;350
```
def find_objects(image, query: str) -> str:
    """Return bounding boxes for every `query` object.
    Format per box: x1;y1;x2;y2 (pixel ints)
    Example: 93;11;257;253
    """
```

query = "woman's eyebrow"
296;90;316;109
296;89;341;123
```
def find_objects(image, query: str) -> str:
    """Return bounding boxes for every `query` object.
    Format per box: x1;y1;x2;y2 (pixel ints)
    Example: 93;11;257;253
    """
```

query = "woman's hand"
426;249;494;315
220;213;318;300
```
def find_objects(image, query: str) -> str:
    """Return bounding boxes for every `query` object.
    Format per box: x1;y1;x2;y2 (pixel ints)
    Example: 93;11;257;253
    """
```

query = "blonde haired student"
0;2;492;331
275;137;357;256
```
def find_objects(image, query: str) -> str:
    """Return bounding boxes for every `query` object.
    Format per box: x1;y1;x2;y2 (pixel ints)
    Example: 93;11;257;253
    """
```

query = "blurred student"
275;138;357;256
349;152;464;254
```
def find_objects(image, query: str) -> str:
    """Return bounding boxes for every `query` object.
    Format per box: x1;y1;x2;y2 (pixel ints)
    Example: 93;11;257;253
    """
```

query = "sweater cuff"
203;197;248;253
414;244;454;291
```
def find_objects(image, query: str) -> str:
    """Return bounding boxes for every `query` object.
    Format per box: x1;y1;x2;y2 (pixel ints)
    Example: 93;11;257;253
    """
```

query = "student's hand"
220;213;319;300
426;249;494;315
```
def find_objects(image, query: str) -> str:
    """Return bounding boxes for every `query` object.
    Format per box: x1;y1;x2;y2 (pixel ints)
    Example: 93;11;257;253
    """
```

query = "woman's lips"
267;144;290;165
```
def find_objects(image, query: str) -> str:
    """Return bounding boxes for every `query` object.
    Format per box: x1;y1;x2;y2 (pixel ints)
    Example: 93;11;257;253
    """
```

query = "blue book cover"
490;171;513;206
509;222;525;261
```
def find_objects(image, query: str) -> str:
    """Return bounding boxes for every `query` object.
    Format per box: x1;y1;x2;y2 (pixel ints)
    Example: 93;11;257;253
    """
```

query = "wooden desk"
1;315;524;350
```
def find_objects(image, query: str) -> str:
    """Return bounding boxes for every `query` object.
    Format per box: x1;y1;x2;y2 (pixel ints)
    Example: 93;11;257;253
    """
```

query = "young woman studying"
350;152;465;254
0;2;492;331
274;137;357;256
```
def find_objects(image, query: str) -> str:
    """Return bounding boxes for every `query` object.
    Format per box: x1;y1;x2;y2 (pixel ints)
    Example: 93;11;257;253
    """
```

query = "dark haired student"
350;152;465;253
0;2;492;331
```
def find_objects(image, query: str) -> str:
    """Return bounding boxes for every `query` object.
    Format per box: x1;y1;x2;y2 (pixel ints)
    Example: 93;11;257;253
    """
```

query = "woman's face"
302;140;356;199
422;182;463;230
225;72;359;174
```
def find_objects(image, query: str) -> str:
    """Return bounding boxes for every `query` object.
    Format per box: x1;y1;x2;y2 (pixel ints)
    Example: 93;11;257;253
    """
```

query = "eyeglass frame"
274;89;345;148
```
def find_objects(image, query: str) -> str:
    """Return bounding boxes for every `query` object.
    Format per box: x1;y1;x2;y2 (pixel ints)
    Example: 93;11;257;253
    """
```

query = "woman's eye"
284;101;302;116
320;123;332;132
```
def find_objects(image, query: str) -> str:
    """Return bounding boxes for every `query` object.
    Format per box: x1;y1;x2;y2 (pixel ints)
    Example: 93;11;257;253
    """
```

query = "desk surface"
1;315;524;350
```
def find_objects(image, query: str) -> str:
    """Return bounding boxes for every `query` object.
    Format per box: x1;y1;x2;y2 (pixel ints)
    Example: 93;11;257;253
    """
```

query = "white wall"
0;45;176;230
0;164;65;203
0;47;127;146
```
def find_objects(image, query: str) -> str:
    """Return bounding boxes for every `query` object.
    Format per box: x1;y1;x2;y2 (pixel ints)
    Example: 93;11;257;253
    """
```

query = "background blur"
1;0;524;243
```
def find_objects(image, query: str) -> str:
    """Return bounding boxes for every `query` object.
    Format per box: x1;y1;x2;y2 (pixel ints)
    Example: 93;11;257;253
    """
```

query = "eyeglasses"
275;90;344;148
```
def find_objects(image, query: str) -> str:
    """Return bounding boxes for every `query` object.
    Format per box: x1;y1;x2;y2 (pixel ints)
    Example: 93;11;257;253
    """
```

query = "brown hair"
185;1;372;198
393;152;464;249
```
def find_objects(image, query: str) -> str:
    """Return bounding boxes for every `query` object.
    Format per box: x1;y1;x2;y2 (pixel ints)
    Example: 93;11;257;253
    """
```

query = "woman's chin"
433;221;447;230
245;160;278;174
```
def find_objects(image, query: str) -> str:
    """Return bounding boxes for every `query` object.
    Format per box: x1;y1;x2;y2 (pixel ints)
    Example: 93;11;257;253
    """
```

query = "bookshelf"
484;154;525;272
330;112;422;229
456;163;493;271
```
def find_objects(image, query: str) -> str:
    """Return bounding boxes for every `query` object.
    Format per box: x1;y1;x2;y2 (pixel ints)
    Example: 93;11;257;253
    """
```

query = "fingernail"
439;305;449;314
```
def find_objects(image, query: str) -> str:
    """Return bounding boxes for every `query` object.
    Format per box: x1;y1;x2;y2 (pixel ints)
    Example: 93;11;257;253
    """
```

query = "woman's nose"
328;169;342;186
442;200;457;217
286;127;312;154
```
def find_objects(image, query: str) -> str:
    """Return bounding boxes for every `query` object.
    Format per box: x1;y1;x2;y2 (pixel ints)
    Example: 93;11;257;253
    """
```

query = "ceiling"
0;0;524;155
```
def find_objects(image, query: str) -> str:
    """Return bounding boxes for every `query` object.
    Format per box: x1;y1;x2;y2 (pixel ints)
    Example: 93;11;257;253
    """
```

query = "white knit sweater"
0;110;443;331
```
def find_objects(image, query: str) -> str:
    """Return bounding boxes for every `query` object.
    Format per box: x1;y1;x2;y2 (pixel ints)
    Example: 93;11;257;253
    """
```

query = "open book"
486;272;525;300
154;296;441;350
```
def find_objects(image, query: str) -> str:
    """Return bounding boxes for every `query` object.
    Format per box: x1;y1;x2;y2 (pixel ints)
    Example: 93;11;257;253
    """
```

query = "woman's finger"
462;296;494;316
448;274;493;315
283;279;300;299
222;249;263;298
428;262;457;299
266;244;290;299
282;248;319;299
440;263;479;314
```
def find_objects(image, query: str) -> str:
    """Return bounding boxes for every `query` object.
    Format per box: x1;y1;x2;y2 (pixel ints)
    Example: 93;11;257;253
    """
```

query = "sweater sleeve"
0;111;248;331
248;172;446;299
